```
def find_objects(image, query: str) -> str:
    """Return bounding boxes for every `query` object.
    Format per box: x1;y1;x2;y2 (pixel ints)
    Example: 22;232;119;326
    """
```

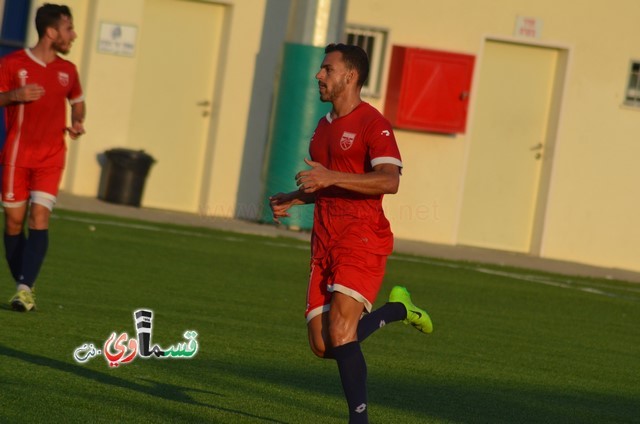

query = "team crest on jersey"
58;71;69;87
18;69;28;82
340;131;356;150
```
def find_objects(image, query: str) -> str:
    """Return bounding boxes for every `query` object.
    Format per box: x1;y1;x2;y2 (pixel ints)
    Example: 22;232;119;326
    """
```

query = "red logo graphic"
58;71;69;87
340;132;356;150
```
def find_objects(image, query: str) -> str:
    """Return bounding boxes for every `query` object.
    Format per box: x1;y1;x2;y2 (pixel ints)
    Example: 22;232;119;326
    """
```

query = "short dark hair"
325;43;369;87
35;3;73;38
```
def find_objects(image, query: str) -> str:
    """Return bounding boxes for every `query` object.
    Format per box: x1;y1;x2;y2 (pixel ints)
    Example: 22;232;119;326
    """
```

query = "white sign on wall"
514;16;543;39
98;22;137;57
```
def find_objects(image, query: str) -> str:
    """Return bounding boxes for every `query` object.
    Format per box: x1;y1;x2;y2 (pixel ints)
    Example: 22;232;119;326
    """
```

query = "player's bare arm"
67;101;86;139
269;190;316;223
0;84;45;107
296;158;400;195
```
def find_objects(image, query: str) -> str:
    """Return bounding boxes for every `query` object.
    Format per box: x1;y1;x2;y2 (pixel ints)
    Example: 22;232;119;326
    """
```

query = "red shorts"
305;246;388;322
2;165;63;210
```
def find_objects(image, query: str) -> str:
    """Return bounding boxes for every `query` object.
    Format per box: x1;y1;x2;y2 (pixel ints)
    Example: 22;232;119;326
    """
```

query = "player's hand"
12;84;45;103
66;120;85;140
295;158;334;193
269;192;295;224
269;191;310;223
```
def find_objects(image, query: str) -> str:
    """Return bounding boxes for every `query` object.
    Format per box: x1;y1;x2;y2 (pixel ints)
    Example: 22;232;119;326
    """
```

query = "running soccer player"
0;4;85;311
269;43;433;423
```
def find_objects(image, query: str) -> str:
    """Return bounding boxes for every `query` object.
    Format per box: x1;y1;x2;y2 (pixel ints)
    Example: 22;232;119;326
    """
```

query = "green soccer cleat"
9;289;36;312
388;285;432;334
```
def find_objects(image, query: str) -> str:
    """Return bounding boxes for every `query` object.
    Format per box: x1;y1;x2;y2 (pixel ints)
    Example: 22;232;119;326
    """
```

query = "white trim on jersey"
371;156;403;169
25;48;46;67
69;95;85;105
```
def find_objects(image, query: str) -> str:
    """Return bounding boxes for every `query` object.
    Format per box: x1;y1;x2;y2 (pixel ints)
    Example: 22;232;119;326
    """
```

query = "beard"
319;79;347;102
52;38;71;55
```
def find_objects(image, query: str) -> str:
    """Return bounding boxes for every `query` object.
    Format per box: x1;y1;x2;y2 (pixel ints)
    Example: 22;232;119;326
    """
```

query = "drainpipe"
261;0;347;229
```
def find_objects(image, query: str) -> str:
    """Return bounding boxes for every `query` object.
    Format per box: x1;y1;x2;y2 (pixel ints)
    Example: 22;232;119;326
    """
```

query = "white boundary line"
389;256;640;302
53;214;309;250
54;214;638;301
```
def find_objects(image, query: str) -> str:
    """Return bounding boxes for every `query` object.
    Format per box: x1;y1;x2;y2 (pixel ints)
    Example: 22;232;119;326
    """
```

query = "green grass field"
1;209;639;423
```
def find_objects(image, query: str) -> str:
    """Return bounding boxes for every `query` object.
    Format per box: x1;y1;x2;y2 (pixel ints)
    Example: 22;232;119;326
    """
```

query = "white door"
458;41;560;252
127;0;225;211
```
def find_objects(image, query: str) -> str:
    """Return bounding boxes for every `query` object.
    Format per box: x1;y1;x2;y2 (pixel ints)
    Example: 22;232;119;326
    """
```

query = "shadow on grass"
0;344;286;424
209;357;640;424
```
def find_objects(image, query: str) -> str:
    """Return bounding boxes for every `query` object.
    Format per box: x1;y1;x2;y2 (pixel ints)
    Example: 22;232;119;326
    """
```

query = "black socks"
357;302;406;342
6;229;49;287
333;341;369;423
4;231;26;282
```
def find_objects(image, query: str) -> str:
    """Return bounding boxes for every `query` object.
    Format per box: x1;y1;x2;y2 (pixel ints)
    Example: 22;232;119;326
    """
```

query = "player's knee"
27;214;50;230
328;321;357;347
28;201;52;230
5;220;23;235
4;211;25;234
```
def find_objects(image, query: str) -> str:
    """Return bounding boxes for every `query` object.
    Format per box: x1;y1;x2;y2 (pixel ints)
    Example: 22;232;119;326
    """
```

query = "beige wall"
70;1;145;196
28;0;274;218
200;0;270;219
28;0;150;196
347;0;640;272
22;0;640;273
347;1;487;246
537;4;640;272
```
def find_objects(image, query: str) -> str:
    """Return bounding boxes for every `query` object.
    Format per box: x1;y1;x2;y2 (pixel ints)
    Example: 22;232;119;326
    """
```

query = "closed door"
127;0;224;211
457;41;559;252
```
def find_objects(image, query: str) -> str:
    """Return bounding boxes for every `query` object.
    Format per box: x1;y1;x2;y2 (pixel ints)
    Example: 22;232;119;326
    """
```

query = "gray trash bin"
98;148;155;207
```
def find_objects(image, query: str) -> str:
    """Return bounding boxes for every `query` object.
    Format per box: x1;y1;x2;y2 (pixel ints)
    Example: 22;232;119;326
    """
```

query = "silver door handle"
530;142;543;151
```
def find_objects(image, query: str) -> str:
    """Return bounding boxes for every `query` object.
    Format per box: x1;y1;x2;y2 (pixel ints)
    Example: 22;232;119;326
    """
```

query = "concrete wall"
18;0;640;273
28;0;283;220
347;0;640;273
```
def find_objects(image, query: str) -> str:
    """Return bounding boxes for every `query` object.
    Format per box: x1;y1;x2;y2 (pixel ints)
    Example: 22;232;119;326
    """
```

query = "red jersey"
309;102;402;258
0;48;83;168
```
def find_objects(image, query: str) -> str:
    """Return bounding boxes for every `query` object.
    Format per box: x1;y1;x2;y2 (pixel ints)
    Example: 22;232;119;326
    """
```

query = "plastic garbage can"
98;148;155;207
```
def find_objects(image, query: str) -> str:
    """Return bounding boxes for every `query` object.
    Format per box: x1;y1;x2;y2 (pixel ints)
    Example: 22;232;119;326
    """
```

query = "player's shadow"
211;353;640;423
0;344;286;423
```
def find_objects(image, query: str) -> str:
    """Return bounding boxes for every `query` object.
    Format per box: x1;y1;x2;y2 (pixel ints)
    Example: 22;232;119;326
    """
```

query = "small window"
624;60;640;107
345;25;388;97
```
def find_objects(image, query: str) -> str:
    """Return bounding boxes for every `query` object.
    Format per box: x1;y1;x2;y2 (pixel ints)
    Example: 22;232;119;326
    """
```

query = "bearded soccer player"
0;4;85;312
269;43;433;423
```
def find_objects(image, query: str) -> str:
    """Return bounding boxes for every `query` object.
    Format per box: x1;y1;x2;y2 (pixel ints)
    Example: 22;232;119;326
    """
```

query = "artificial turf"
0;209;638;423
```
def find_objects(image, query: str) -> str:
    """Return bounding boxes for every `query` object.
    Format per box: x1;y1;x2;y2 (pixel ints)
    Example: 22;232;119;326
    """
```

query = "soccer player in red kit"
269;44;433;423
0;4;85;311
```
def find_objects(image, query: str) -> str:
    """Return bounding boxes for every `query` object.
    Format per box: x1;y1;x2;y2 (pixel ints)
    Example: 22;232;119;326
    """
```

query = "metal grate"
345;25;388;97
